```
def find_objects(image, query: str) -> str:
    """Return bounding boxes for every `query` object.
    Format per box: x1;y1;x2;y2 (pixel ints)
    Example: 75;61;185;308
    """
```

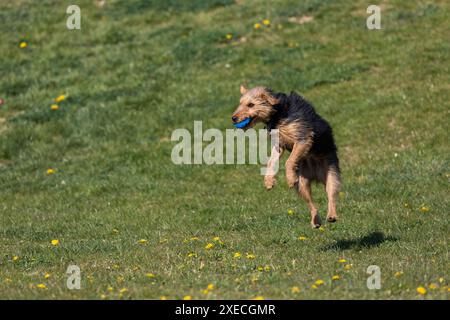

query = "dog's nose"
232;116;238;123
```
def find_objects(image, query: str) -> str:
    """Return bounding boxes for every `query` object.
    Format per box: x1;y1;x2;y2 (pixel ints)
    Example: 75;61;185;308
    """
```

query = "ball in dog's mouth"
233;117;253;129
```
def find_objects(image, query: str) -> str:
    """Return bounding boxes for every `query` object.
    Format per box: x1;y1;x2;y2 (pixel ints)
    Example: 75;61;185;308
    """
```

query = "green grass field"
0;0;449;300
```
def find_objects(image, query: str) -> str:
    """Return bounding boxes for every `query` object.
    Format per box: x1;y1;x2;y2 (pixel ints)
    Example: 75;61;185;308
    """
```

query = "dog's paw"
311;215;322;228
326;215;337;223
264;175;276;190
286;175;298;188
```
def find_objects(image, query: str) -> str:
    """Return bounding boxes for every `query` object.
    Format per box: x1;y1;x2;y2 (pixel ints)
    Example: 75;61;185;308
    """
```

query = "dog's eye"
247;103;254;108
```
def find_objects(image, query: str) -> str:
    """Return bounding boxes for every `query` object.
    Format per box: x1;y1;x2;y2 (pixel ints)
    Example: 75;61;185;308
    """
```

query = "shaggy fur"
232;86;341;228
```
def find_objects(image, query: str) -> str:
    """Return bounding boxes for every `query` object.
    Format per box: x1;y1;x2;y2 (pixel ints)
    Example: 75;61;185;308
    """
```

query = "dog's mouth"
233;117;256;129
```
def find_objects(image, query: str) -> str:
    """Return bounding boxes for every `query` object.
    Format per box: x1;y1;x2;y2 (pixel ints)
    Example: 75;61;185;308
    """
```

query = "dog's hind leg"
325;165;341;223
298;175;321;228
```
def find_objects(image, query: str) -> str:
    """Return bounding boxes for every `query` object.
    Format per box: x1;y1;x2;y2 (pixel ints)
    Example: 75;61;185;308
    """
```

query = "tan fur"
297;158;341;225
232;87;279;125
298;175;321;227
264;145;284;190
285;138;313;188
325;166;341;222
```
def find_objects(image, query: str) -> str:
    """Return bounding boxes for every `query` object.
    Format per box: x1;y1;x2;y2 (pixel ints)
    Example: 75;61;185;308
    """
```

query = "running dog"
231;85;341;228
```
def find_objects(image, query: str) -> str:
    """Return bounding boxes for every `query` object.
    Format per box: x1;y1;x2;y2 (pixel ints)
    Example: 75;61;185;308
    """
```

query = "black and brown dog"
232;85;341;228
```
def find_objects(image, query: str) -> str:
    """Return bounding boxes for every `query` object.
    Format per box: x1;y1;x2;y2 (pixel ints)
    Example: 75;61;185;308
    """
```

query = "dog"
232;85;341;228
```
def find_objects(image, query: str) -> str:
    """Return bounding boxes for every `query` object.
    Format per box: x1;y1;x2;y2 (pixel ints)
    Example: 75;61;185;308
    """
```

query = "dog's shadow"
321;231;398;251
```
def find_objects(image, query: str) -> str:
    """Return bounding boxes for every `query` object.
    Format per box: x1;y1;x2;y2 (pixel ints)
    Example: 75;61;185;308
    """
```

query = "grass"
0;0;449;300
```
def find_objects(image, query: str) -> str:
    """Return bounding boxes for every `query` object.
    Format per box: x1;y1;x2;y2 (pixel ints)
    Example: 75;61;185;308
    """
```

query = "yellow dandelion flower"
225;33;233;40
254;23;261;29
212;236;220;242
291;286;300;293
318;226;325;232
205;243;214;250
207;283;214;290
19;41;27;48
107;286;113;292
332;275;340;281
311;284;318;289
287;209;294;215
257;266;264;271
44;273;51;279
252;296;264;300
50;104;59;111
190;236;199;241
100;294;107;300
262;19;270;26
298;236;307;241
145;273;155;278
264;265;271;272
246;253;256;259
187;252;197;258
344;264;352;270
234;252;241;258
315;279;324;286
55;95;66;103
201;289;209;295
119;288;128;294
183;295;192;300
46;169;56;175
429;283;438;290
338;258;347;263
394;271;403;278
160;296;167;300
36;283;46;289
416;286;427;295
12;256;19;262
420;206;429;212
438;277;444;283
137;239;148;245
51;239;59;246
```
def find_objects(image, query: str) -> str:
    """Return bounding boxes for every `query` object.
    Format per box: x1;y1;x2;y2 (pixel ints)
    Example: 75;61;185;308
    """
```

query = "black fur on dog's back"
268;91;339;171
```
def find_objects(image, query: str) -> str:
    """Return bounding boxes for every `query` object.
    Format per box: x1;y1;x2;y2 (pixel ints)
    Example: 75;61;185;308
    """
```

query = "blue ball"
233;117;252;129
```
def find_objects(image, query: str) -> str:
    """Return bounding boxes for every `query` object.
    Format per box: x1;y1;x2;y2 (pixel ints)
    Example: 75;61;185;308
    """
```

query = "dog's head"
231;85;279;129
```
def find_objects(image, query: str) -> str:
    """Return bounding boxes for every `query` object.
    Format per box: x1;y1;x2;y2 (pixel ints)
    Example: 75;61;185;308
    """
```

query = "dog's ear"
240;85;248;95
260;89;279;105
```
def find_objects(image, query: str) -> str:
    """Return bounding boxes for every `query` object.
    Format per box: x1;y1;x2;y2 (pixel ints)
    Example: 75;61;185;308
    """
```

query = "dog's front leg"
264;145;283;190
285;140;311;188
